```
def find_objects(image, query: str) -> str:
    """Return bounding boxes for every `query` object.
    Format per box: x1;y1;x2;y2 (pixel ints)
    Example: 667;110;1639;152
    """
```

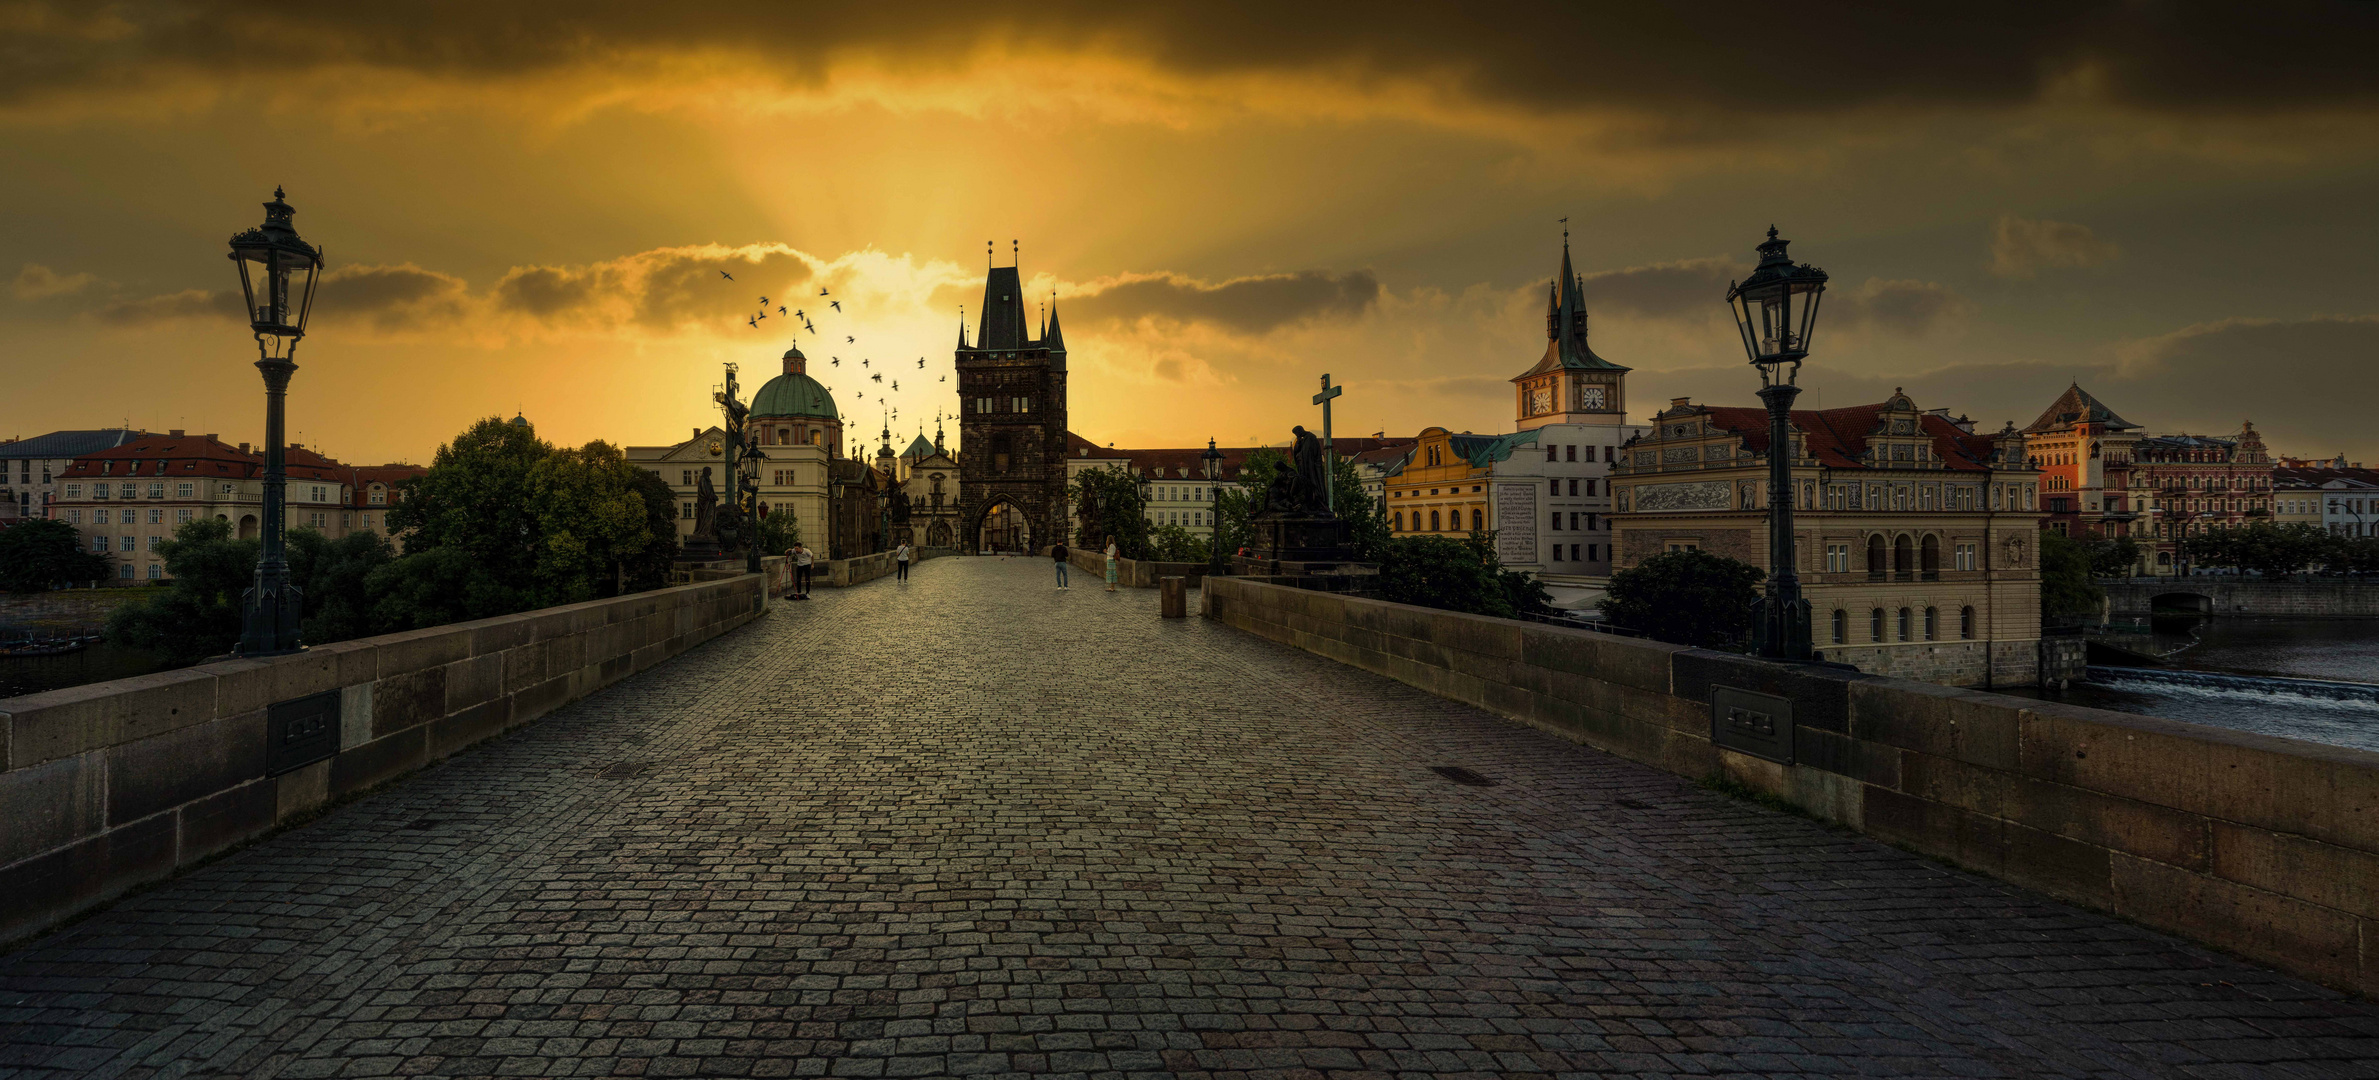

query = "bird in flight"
916;358;925;368
793;309;804;319
892;381;899;391
818;287;830;296
846;335;856;344
720;271;734;280
939;375;946;382
746;316;758;328
831;357;840;366
871;373;882;383
755;312;767;321
759;296;770;306
777;306;787;316
829;301;842;312
861;359;870;368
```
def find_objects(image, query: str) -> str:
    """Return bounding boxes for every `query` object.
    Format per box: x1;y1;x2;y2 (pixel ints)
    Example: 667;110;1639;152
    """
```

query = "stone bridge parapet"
2102;578;2379;617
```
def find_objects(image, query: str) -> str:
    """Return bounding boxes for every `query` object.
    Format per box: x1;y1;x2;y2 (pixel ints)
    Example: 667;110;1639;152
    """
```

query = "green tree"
387;416;549;571
753;508;800;563
623;467;684;591
287;527;396;644
1377;532;1550;619
1071;464;1151;557
2039;530;2105;619
1211;447;1288;559
1146;523;1208;562
0;518;112;591
105;517;257;664
525;440;660;604
366;546;525;632
1331;454;1391;561
1599;548;1763;648
2081;536;2141;578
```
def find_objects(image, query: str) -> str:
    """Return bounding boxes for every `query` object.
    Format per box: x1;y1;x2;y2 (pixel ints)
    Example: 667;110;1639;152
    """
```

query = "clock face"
1528;386;1552;414
1580;385;1607;410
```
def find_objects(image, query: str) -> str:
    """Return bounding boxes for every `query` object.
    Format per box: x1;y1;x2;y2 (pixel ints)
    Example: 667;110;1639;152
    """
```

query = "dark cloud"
5;2;2371;115
10;264;98;301
493;246;812;329
319;264;469;332
1576;257;1740;319
89;288;240;327
1990;214;2121;279
1069;270;1379;333
1635;316;2379;460
1827;278;1970;336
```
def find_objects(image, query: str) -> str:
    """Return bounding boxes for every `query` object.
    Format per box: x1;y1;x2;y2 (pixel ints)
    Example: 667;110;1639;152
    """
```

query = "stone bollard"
1159;576;1187;618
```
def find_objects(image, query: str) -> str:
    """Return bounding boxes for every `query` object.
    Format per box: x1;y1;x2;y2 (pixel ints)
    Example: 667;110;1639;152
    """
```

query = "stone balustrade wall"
1205;576;2379;997
0;574;767;945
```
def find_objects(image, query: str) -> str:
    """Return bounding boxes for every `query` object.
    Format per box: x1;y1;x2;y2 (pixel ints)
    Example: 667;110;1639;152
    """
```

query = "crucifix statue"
1311;373;1343;514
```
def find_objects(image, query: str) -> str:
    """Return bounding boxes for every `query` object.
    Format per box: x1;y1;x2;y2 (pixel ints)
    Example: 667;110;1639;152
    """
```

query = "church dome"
752;345;838;420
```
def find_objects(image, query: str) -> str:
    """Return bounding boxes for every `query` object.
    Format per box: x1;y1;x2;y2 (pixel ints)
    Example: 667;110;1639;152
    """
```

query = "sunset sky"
4;3;2378;465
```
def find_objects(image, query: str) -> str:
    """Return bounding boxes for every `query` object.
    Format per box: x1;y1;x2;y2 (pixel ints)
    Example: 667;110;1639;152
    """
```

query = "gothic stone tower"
956;258;1068;552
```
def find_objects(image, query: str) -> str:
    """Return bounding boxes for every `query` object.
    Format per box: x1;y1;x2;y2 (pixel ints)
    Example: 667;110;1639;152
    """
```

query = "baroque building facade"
1609;391;2045;688
956;259;1068;554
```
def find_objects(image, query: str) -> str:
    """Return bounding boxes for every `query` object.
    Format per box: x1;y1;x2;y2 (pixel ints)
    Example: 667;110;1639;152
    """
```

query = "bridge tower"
955;247;1068;553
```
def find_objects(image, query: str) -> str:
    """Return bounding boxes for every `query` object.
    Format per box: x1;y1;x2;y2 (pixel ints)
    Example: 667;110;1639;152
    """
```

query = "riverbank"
2020;616;2379;753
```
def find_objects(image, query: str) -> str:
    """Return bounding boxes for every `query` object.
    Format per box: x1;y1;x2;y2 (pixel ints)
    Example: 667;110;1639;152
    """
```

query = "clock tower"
1511;234;1629;432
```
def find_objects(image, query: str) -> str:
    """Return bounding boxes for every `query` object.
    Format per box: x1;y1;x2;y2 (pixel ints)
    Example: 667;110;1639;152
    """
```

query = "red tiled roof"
1068;433;1416;483
1699;403;1998;472
61;435;427;497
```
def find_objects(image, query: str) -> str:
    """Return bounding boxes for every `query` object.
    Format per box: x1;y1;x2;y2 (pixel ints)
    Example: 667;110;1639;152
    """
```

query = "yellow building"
1385;427;1519;537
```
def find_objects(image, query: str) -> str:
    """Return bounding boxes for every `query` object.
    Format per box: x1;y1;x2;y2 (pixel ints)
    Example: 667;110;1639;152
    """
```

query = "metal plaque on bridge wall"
267;690;341;776
1711;686;1793;764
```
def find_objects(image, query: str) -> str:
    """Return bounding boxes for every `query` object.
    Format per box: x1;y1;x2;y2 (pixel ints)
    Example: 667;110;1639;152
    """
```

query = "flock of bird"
720;268;943;445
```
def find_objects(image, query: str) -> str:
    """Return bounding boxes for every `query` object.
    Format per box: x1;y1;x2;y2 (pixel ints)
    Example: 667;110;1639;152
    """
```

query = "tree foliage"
1146;523;1208;563
1598;548;1763;648
2180;522;2343;577
0;518;113;592
1378;532;1550;620
107;417;684;663
2039;530;2104;618
1331;454;1391;561
1070;464;1151;558
2079;536;2141;578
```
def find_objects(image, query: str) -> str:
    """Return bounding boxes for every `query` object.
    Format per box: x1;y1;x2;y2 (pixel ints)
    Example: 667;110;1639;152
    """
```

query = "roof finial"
1767;224;1779;240
986;240;993;267
1012;239;1019;267
1560;216;1568;244
274;185;286;201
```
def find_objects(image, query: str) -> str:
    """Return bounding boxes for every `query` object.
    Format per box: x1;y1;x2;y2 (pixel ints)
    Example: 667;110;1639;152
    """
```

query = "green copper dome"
753;364;837;420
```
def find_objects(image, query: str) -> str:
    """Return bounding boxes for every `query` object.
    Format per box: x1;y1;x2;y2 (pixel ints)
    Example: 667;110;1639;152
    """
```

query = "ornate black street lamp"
1202;437;1226;576
228;188;323;656
1725;226;1827;661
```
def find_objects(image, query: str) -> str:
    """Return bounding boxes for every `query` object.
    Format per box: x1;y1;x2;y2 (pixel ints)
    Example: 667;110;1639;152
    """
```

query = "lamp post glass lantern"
227;188;324;656
1725;227;1827;661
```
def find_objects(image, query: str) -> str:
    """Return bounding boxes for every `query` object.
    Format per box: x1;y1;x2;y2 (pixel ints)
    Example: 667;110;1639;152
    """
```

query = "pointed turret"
976;266;1030;349
1516;232;1628;377
957;306;969;349
1044;295;1066;352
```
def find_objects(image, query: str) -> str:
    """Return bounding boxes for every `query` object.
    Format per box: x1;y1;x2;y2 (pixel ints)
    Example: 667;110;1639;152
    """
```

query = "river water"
2022;618;2379;753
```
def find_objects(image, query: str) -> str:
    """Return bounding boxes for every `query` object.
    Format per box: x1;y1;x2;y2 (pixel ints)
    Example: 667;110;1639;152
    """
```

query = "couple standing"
1049;536;1119;591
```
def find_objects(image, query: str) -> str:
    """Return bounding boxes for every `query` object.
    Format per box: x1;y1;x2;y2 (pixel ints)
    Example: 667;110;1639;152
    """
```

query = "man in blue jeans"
1051;542;1069;589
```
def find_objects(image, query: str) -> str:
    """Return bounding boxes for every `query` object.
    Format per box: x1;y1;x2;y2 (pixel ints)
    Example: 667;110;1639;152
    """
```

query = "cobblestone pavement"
6;557;2379;1080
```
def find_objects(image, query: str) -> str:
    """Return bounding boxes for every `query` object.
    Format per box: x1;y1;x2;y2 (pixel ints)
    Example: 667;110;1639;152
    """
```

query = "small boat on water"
0;635;101;658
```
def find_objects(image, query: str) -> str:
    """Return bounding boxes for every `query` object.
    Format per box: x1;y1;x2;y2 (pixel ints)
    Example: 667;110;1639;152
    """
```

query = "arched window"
1430;510;1441;531
1471;508;1484;531
1924;607;1938;640
1893;534;1914;575
1866;535;1886;575
1831;609;1847;644
1392;511;1403;532
1898;607;1913;641
1871;608;1885;642
1921;535;1941;576
1960;606;1976;639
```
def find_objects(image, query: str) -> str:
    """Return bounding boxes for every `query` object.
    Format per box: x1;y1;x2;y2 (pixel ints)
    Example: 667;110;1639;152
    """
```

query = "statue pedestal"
680;536;725;562
1248;512;1351;563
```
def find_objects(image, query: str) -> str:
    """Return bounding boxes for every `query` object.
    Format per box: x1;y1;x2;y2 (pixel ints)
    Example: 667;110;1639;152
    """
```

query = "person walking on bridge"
1104;534;1120;592
1052;540;1070;589
895;541;912;582
789;542;813;600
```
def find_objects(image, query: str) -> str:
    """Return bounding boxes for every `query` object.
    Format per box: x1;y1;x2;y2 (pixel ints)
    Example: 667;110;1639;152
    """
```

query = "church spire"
957;304;969;349
1044;292;1065;351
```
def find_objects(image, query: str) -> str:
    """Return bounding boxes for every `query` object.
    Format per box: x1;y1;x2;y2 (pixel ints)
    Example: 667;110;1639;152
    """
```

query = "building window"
1924;607;1938;640
146;564;163;580
1832;609;1847;644
176;509;193;523
176;482;193;498
146;507;161;524
148;482;164;498
146;535;163;551
1588;544;1597;561
1955;543;1975;571
1960;606;1976;639
1549;478;1560;497
1471;508;1483;531
681;502;694;519
361;513;374;528
120;563;135;579
1898;607;1912;641
1871;608;1885;642
1546;445;1558;462
1825;544;1848;573
121;483;136;498
1393;512;1403;532
1430;510;1441;531
93;508;110;525
120;535;135;552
